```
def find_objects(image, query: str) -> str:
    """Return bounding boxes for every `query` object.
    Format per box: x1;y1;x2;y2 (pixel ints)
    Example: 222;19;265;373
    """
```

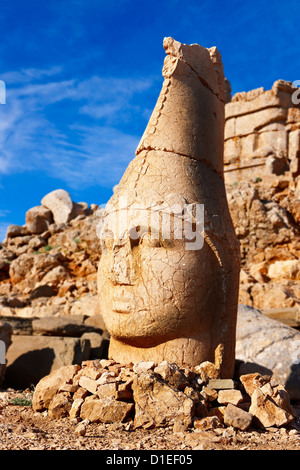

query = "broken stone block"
80;398;134;423
249;387;295;428
97;382;118;399
201;386;218;402
207;379;236;390
207;406;226;423
69;398;84;420
78;375;98;395
6;225;29;239
217;389;244;406
41;189;74;225
32;364;80;412
48;392;72;419
132;371;194;429
240;373;271;397
133;361;156;374
223;403;253;431
194;361;220;382
79;360;105;380
153;362;190;390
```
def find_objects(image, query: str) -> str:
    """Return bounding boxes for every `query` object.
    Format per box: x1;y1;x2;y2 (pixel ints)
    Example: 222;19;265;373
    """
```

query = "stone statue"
97;38;240;377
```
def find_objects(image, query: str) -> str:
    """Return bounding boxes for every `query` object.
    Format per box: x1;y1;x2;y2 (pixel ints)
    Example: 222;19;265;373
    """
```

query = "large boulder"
4;335;90;389
26;205;53;234
236;304;300;400
41;189;85;225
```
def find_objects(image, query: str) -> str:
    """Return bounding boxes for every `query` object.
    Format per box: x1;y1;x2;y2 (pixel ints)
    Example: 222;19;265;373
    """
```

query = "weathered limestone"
236;305;300;401
32;364;81;411
132;370;195;429
224;80;300;183
25;206;53;234
41;189;86;226
223;404;253;431
5;334;90;389
98;38;240;375
32;360;296;432
41;189;74;225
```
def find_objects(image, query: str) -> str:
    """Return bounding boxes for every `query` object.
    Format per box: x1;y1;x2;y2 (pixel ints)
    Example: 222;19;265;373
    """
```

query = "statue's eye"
129;226;148;250
130;236;140;250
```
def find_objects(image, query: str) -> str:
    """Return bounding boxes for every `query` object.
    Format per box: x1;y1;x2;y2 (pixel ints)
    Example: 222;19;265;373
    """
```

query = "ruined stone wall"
224;80;300;185
224;80;300;313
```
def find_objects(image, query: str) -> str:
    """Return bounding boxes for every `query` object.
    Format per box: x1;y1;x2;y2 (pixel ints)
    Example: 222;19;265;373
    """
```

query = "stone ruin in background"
224;80;300;184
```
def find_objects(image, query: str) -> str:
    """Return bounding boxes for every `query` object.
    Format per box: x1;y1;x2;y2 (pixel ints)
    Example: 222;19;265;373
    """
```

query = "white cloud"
1;66;63;85
0;221;10;242
0;66;154;188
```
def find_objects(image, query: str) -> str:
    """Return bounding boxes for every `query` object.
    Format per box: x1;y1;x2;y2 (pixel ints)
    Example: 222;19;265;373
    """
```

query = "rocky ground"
0;358;299;452
0;388;299;451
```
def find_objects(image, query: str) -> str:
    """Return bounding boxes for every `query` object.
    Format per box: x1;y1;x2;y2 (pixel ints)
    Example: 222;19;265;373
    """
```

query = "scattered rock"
31;360;297;437
80;398;134;424
217;389;244;406
207;379;236;390
249;387;294;428
48;392;73;419
223;403;253;431
29;285;56;300
32;364;80;411
6;225;29;239
41;189;74;225
132;370;194;429
194;416;223;430
240;372;271;396
26;206;53;235
74;422;87;436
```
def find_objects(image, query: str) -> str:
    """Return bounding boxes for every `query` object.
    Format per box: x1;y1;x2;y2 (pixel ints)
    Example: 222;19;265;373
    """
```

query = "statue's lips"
112;298;133;314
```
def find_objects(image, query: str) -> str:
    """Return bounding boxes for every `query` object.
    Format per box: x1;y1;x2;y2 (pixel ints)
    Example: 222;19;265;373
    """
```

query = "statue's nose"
109;239;138;286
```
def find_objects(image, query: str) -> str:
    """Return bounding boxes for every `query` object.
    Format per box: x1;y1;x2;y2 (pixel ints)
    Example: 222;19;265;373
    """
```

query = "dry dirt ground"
0;389;300;452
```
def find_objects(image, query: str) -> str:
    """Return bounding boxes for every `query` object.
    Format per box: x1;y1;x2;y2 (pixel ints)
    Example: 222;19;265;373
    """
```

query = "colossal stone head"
97;38;240;377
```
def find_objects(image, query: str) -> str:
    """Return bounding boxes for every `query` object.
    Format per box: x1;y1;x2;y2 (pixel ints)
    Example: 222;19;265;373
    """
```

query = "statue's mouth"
112;298;133;314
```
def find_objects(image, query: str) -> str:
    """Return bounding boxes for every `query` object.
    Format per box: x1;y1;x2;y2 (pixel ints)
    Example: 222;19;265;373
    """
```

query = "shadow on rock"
4;348;55;390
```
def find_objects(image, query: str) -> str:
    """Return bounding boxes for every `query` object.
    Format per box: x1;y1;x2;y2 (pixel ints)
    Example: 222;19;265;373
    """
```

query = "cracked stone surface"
97;38;240;375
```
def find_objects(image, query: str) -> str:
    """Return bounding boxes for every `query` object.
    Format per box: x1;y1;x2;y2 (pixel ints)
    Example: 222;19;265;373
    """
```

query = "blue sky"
0;0;299;240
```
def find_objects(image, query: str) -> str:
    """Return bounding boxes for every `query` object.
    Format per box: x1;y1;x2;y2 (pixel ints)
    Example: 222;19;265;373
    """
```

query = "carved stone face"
98;192;209;348
97;38;240;374
97;150;240;371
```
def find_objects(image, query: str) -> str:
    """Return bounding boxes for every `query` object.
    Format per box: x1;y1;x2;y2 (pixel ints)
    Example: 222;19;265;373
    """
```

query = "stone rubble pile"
0;189;103;309
226;174;300;311
32;359;297;433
